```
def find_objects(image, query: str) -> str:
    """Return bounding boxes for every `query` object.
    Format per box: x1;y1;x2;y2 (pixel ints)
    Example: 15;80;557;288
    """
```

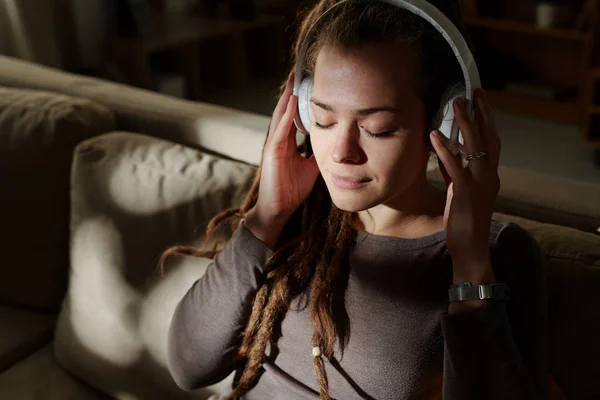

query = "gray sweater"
167;220;548;400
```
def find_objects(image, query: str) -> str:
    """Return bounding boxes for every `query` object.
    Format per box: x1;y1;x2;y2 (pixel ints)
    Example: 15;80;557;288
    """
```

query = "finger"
433;131;462;181
437;155;451;188
266;95;299;156
435;129;465;162
268;73;295;141
456;97;487;182
430;130;468;187
474;89;500;169
454;97;480;156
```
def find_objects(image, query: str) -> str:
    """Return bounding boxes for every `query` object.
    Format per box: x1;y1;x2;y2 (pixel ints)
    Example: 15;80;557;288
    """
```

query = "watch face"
492;284;510;300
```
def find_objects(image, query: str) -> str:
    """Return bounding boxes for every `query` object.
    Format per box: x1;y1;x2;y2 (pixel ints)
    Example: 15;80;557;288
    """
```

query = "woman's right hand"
246;73;320;245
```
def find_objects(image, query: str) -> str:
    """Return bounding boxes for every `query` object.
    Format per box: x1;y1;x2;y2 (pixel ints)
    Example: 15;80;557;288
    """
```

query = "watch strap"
449;282;510;303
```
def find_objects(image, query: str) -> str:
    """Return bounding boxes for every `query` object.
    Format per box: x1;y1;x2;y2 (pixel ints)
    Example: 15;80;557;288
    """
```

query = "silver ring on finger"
466;151;487;161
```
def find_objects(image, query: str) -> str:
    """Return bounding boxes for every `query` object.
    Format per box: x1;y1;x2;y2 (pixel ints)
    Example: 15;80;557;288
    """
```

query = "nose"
331;126;361;164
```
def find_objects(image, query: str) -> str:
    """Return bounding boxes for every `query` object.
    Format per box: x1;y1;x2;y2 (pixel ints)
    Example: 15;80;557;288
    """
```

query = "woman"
164;1;548;399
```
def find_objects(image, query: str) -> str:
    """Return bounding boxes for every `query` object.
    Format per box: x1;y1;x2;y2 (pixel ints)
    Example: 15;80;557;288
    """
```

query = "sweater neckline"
353;228;447;251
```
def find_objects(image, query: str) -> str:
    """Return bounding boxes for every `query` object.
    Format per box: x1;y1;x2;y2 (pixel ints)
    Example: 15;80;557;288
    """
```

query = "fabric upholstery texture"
54;132;253;399
0;344;112;400
0;86;116;311
0;305;55;374
492;212;600;399
0;55;271;166
428;163;600;234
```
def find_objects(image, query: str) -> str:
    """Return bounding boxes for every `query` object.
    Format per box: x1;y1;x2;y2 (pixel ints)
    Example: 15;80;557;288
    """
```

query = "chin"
328;189;378;213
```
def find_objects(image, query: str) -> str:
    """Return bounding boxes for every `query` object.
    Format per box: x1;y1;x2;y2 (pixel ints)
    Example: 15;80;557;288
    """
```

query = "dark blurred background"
0;0;599;183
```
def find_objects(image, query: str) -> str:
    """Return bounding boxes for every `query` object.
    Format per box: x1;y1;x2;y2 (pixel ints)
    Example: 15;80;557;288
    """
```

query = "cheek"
308;134;329;168
374;139;428;184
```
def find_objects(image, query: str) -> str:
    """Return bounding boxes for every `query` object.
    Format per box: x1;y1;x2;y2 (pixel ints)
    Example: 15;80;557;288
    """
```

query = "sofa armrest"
0;55;271;166
55;131;256;399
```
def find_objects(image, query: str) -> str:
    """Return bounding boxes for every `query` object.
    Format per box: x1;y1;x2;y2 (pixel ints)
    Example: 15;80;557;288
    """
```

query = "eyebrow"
310;98;401;116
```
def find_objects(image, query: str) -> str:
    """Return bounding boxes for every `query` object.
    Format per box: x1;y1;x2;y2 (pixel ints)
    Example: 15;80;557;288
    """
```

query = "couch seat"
0;304;55;373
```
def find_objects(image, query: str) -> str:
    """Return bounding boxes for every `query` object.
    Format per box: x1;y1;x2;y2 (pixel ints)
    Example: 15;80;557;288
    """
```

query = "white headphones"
293;0;481;149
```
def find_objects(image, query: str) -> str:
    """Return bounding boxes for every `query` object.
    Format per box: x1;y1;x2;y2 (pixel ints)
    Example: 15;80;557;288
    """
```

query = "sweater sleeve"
441;223;549;400
167;222;275;390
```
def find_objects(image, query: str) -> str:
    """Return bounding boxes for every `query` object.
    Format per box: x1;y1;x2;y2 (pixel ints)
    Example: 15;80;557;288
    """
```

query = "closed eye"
363;129;394;138
314;121;335;130
313;122;395;138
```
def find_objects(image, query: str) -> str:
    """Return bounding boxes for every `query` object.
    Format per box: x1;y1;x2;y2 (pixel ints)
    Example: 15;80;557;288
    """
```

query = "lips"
329;171;371;183
329;171;370;190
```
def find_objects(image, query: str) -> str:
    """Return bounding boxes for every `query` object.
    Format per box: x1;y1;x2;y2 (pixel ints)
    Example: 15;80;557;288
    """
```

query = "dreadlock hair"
160;1;468;399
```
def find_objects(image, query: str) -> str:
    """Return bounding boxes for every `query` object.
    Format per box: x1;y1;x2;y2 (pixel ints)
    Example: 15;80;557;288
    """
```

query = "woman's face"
309;41;430;213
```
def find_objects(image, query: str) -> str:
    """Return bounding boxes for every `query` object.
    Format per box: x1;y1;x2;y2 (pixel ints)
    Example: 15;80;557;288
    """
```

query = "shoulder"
488;220;546;296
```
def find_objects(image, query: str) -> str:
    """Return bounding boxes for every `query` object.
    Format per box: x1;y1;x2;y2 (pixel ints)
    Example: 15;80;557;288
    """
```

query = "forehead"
312;42;420;104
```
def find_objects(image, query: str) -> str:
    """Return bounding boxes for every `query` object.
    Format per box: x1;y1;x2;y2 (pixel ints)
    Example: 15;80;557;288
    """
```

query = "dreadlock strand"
233;272;293;396
312;340;332;400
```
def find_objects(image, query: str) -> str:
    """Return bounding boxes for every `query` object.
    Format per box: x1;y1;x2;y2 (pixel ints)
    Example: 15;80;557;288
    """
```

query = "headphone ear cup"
297;76;314;134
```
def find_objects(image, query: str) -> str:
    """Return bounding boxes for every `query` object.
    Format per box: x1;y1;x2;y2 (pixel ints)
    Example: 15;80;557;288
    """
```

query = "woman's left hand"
429;89;501;281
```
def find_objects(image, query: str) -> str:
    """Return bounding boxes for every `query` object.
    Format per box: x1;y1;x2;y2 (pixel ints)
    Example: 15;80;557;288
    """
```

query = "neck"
354;175;446;238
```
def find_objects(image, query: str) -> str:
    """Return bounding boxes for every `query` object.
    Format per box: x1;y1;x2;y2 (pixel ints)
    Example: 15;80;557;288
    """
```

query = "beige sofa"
0;54;599;400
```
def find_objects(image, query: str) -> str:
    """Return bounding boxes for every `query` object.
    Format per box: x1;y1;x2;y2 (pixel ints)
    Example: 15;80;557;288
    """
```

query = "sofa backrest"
0;55;272;166
0;86;116;311
428;165;600;234
492;212;600;399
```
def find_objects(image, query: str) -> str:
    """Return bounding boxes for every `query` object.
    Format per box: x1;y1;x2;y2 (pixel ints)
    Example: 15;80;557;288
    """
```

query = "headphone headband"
293;0;481;147
294;0;480;98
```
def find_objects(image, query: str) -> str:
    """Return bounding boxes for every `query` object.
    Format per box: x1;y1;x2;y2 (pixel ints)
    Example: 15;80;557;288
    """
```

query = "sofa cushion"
0;87;116;311
0;305;55;373
428;164;600;234
0;344;112;400
492;212;600;400
54;132;252;399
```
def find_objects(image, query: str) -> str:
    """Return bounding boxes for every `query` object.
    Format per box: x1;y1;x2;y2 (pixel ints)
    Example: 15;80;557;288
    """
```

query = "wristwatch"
448;282;510;303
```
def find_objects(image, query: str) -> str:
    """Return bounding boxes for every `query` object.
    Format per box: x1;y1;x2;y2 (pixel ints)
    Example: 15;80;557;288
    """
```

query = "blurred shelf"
463;17;589;41
107;13;285;100
463;0;598;147
486;90;580;124
143;13;283;53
